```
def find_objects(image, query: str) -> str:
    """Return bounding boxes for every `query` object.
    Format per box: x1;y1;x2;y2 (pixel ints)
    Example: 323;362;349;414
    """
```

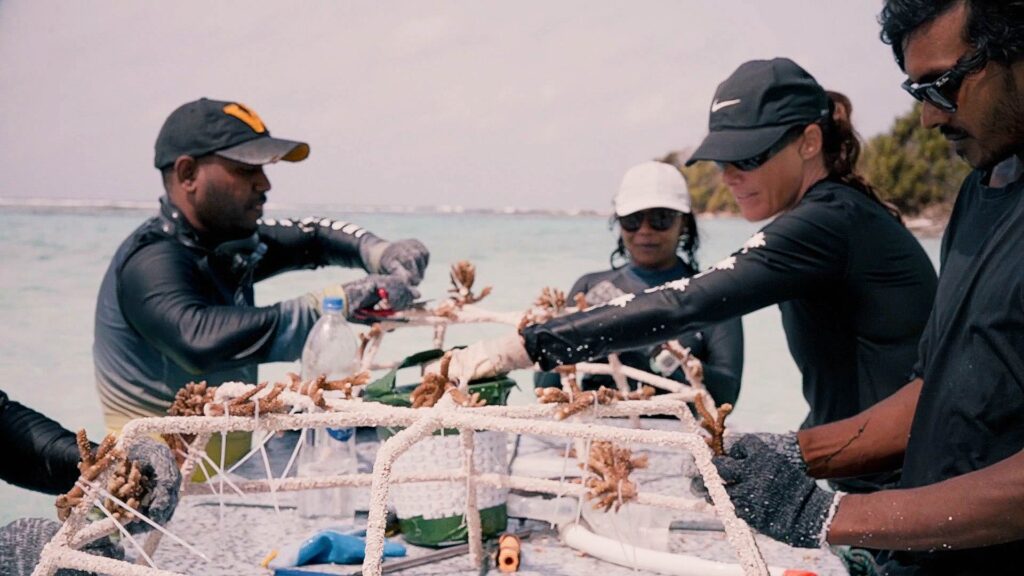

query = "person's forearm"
255;217;371;279
0;394;82;494
828;448;1024;550
798;378;921;479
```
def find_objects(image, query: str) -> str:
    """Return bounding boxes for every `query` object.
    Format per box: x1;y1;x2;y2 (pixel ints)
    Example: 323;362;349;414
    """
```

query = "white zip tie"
278;426;306;483
80;483;156;568
86;481;211;562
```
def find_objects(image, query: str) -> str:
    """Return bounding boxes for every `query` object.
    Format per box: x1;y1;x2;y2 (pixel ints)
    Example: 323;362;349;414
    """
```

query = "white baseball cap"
613;161;692;216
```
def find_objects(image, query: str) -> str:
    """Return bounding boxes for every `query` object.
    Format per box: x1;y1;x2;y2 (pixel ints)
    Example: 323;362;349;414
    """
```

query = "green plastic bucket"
363;349;517;547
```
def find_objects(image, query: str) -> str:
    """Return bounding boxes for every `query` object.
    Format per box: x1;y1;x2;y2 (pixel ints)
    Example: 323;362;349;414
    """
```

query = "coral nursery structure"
34;273;765;576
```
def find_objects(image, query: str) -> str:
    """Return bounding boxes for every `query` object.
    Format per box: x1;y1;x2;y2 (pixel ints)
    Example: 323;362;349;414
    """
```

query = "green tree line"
660;103;970;216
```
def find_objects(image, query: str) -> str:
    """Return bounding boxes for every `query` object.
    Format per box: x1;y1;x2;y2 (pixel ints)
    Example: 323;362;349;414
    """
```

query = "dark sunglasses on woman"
618;208;681;232
715;123;808;172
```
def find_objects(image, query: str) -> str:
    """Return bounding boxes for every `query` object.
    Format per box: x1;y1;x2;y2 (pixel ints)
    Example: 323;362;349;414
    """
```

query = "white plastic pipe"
560;523;816;576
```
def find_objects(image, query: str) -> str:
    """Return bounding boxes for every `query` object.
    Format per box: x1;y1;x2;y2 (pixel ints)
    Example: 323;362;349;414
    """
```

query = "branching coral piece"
410;373;448;408
168;381;215;417
537;382;624;420
580;441;648;512
665;342;704;389
519;286;571;329
322;371;372;400
626;385;657;400
540;366;654;420
445;384;487;408
535;287;567;313
206;382;289;417
104;457;148;523
56;430;152;523
358;324;384;360
695;392;733;456
447;260;492;306
535;387;569;404
573;292;588;310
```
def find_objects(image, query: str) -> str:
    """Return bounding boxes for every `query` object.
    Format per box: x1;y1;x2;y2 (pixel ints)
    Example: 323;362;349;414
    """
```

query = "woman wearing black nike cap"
449;58;937;492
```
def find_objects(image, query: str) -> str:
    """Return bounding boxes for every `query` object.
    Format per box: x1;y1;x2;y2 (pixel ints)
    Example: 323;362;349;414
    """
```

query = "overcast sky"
0;1;911;212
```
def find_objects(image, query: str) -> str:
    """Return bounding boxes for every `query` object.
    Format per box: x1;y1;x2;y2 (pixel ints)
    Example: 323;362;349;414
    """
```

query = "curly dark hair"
880;0;1024;70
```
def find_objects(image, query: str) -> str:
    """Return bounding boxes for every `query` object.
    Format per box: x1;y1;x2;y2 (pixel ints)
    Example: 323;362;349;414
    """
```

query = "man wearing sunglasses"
689;2;1024;575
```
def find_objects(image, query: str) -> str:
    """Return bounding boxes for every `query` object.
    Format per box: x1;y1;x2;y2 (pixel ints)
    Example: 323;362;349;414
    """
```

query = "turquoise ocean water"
0;206;941;524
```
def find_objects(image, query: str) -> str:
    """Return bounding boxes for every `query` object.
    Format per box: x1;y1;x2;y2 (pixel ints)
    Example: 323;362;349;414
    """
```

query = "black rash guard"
878;167;1024;575
523;179;937;430
534;259;744;406
0;390;82;495
93;197;378;429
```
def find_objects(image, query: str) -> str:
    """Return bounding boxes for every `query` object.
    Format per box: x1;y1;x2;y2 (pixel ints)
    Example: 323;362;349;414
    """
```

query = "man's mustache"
940;126;969;140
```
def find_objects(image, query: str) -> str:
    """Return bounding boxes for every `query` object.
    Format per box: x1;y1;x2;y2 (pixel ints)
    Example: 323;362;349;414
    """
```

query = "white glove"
447;334;534;384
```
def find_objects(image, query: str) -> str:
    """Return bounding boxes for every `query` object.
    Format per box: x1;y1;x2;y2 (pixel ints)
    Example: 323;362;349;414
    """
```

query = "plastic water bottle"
298;296;359;522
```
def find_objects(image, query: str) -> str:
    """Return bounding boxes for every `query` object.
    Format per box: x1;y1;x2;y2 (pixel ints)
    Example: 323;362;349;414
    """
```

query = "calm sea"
0;206;941;524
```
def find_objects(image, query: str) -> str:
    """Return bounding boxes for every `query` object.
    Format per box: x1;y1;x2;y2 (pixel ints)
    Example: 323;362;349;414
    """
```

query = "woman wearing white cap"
534;161;743;407
449;58;937;493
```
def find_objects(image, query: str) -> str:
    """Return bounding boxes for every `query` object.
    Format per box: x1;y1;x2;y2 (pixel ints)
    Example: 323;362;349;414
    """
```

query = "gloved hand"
710;435;842;548
125;437;181;533
723;431;806;469
0;517;124;576
268;528;406;568
359;236;430;285
446;334;534;384
342;275;420;314
691;431;806;495
378;239;429;285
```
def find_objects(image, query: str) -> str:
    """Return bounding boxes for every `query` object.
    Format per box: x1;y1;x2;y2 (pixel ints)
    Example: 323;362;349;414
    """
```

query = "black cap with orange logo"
153;98;310;169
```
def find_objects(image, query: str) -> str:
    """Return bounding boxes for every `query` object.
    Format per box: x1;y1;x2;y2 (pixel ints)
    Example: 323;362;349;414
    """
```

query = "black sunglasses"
618;208;681;232
715;124;807;172
901;50;987;114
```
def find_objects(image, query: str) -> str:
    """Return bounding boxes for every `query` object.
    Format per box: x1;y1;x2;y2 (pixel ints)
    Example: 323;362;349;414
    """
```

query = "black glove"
691;431;806;494
342;275;420;314
711;435;840;548
125;438;181;533
724;431;806;469
378;239;429;285
0;517;123;576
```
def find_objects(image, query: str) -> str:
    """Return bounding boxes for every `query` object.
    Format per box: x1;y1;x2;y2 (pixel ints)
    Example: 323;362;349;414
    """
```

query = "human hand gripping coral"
54;432;181;534
0;434;181;575
445;333;534;384
704;435;843;548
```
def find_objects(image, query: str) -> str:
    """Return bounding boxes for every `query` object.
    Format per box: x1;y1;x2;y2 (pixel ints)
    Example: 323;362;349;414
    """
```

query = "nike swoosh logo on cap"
710;98;741;113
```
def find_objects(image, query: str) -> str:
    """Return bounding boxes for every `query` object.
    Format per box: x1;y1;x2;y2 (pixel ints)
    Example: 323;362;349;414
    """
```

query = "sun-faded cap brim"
215;136;310;166
685;124;793;166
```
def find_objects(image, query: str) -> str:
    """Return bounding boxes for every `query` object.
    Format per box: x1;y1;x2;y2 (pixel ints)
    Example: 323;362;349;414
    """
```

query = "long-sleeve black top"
534;259;744;406
0;390;81;495
93;197;380;427
523;180;937;428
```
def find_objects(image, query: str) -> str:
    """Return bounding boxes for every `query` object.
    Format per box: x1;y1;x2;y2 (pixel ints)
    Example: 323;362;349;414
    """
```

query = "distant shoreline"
0;196;949;237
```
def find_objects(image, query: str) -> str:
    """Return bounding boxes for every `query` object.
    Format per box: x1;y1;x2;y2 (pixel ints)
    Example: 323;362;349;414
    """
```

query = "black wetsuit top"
0;390;81;495
878;168;1024;575
93;197;375;426
523;179;937;430
534;260;744;406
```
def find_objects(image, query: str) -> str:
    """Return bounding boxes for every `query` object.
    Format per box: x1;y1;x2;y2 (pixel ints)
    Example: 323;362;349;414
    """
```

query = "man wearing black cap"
93;98;431;442
699;2;1024;574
